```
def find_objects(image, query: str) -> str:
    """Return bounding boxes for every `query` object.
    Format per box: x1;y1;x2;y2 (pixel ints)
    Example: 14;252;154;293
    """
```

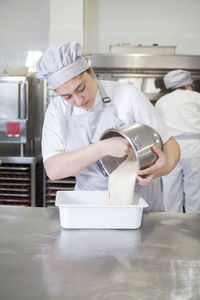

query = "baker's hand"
137;146;168;186
101;137;132;158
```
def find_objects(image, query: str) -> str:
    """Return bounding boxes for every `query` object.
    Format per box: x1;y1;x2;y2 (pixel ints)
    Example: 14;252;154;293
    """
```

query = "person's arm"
136;136;180;186
44;137;132;180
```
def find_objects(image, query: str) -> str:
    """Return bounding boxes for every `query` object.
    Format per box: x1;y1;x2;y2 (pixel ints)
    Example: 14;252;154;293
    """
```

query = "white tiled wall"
1;0;200;69
0;0;49;69
84;0;200;55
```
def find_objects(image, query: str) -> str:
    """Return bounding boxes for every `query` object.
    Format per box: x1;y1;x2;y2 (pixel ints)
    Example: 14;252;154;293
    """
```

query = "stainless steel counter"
0;206;199;300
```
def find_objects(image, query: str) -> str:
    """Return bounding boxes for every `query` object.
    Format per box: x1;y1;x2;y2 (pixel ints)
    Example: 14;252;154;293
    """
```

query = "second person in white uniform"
36;42;180;212
156;70;200;213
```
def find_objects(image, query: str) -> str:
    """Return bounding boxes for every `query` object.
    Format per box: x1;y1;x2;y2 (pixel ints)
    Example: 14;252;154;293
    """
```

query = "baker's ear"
87;67;94;77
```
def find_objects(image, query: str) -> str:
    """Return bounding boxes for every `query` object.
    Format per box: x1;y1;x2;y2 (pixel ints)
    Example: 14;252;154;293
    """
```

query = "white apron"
62;81;125;191
61;81;164;211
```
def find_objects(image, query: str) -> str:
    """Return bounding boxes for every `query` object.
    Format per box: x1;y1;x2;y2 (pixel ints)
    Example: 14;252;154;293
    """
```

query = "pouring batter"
108;151;138;205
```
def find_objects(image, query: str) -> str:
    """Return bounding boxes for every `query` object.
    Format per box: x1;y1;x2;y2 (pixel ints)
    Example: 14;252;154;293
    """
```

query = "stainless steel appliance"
0;76;28;145
0;75;45;206
90;54;200;103
0;75;45;156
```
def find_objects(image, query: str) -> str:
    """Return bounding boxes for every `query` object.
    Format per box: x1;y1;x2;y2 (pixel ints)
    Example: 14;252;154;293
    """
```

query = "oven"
0;75;45;206
0;76;28;145
0;75;45;156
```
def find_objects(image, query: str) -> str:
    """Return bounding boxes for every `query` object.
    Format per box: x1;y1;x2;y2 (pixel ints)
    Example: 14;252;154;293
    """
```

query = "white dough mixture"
108;151;138;205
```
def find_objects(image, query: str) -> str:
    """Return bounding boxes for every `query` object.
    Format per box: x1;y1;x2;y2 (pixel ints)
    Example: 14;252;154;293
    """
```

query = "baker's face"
55;68;98;110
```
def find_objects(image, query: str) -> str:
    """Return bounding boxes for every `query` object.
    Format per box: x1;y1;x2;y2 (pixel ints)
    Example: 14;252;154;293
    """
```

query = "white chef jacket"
43;80;170;161
156;89;200;213
156;89;200;157
42;80;171;211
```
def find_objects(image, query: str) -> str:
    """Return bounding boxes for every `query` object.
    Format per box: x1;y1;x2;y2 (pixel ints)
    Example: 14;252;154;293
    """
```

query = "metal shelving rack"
0;156;43;207
43;173;76;207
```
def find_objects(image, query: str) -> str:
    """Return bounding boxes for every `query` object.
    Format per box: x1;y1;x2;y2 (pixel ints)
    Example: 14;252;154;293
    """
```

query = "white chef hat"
164;69;193;89
35;41;90;89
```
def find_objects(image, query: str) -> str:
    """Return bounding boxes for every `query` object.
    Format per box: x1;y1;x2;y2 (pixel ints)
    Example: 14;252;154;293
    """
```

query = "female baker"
36;41;180;211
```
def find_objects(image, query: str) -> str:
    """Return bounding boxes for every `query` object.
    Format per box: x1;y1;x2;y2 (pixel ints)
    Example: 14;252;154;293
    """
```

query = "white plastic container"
55;191;148;229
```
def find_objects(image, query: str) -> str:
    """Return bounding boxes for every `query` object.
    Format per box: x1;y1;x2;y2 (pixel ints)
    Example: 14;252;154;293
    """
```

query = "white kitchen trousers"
162;157;200;213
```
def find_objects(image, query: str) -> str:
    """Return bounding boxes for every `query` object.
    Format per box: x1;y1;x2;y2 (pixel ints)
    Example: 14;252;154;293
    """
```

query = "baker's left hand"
136;146;168;186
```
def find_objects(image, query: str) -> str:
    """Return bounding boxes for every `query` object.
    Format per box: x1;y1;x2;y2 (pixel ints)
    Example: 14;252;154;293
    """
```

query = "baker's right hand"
100;137;132;158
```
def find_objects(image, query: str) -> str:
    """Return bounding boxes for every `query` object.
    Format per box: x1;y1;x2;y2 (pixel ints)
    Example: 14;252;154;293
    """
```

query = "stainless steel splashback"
90;54;200;102
91;54;200;71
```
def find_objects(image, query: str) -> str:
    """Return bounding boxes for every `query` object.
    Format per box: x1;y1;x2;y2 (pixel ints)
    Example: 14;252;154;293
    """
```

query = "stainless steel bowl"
99;123;163;175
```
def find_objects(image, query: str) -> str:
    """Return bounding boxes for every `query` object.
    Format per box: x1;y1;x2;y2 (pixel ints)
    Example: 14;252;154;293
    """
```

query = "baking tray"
55;191;148;229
